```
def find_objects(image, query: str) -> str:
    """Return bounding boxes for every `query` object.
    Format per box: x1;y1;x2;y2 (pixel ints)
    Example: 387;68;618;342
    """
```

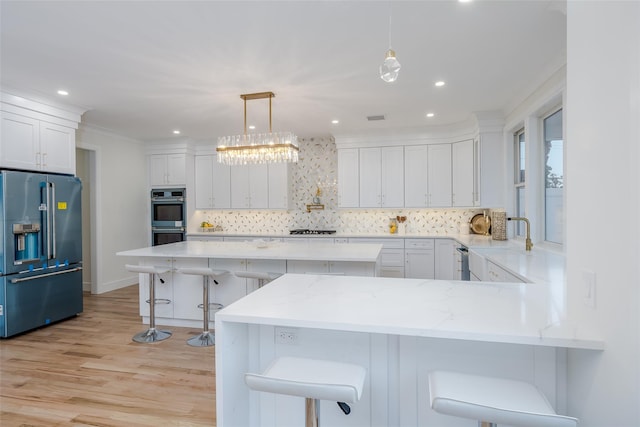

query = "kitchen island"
117;240;382;328
215;274;603;427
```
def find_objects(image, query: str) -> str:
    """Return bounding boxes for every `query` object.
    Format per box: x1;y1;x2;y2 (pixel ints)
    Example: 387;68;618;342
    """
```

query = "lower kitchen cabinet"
434;239;456;280
349;238;405;278
285;260;375;276
244;259;287;293
405;239;435;279
486;260;526;283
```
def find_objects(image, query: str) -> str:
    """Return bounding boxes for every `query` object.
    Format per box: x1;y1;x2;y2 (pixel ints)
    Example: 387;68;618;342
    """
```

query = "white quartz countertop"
117;240;382;262
217;273;604;350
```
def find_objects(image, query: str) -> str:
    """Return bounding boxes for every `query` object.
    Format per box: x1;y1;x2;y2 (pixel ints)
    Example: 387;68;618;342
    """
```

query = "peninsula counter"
215;274;603;426
117;240;382;328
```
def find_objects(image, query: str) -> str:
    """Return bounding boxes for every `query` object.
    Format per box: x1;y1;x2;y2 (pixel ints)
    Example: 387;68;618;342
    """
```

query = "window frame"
540;106;564;247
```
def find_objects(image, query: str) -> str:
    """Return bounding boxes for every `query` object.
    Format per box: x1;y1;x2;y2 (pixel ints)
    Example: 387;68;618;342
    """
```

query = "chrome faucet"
507;217;533;251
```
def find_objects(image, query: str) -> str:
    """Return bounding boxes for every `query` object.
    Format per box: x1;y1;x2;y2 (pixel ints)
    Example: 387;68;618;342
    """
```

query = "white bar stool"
175;267;228;347
233;271;282;288
428;370;579;427
245;356;366;427
125;264;172;343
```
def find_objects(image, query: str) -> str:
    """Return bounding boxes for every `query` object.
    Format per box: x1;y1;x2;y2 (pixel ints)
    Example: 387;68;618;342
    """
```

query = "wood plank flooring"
0;285;216;427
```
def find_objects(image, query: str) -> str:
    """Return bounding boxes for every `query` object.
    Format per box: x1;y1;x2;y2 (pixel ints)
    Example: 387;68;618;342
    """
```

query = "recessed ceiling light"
57;90;69;96
434;81;445;87
249;125;256;130
331;119;339;124
426;113;435;118
459;0;473;3
173;130;181;135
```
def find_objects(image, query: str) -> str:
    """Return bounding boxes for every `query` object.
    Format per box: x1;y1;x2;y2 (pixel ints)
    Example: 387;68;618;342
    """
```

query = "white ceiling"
0;1;567;142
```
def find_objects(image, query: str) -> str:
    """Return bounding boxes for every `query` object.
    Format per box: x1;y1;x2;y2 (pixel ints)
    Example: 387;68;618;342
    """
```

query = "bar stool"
125;264;172;343
175;266;228;347
233;270;282;288
245;356;366;427
428;370;579;427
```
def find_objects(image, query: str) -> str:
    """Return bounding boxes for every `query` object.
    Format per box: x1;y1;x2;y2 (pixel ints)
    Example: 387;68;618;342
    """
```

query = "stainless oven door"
151;200;185;228
152;227;185;246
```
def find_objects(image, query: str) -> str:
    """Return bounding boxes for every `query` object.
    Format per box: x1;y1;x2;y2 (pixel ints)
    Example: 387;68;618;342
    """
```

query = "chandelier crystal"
216;92;299;165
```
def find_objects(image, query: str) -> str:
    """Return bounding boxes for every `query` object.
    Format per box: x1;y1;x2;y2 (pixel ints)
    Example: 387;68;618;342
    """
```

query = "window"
543;109;563;244
514;128;526;237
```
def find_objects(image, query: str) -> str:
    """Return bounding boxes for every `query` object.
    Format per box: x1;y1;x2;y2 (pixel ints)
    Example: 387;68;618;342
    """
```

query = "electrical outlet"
583;270;596;308
275;327;298;344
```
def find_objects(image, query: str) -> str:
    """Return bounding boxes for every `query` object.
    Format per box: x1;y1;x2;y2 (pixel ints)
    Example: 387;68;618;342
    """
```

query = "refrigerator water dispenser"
13;223;40;263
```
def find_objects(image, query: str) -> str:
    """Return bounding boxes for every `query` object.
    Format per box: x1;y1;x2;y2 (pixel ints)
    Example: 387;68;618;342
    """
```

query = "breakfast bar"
117;240;382;328
215;274;603;426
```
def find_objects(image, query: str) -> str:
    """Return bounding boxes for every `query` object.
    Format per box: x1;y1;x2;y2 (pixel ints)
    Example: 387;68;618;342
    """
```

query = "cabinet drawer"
380;249;404;267
349;238;404;249
487;261;525;283
404;238;434;249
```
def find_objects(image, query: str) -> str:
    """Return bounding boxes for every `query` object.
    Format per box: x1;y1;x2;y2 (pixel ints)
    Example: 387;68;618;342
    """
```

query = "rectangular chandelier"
216;92;299;165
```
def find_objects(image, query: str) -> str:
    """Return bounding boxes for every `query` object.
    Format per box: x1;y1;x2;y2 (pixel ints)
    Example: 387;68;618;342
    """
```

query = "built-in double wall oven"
151;188;186;246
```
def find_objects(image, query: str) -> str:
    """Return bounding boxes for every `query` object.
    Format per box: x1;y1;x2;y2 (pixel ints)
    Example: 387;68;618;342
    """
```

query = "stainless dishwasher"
455;245;470;281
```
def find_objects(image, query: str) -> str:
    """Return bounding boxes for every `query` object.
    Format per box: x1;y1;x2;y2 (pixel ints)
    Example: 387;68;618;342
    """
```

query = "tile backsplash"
192;137;483;235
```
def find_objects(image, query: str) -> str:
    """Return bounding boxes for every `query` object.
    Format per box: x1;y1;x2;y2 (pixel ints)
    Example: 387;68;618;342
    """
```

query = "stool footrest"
145;298;171;305
197;302;224;310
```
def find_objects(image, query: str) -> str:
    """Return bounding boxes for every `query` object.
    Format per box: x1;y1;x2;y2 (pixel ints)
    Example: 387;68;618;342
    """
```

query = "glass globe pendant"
379;48;401;83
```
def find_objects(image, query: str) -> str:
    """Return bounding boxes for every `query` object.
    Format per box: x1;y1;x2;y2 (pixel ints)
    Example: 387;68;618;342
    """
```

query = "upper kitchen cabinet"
337;148;359;208
452;139;477;207
427;144;452;207
230;163;269;209
359;146;404;208
404;145;429;207
267;162;292;209
0;93;84;175
149;153;187;187
194;155;231;209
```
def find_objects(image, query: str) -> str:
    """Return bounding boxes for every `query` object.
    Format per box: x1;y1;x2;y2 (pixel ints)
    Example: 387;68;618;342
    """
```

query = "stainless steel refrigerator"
0;170;83;337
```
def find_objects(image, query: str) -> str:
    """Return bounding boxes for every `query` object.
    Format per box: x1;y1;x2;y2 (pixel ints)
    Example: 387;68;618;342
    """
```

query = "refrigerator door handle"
10;266;83;283
50;181;56;260
40;182;50;260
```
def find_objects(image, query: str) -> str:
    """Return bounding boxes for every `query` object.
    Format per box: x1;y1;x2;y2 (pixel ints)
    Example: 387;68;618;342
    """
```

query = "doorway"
76;147;98;294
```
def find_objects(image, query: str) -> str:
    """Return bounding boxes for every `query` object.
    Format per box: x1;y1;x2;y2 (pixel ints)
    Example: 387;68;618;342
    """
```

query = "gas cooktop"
289;229;337;235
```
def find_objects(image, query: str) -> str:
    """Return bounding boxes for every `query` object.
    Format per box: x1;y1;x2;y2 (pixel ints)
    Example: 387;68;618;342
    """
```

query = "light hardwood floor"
0;285;216;426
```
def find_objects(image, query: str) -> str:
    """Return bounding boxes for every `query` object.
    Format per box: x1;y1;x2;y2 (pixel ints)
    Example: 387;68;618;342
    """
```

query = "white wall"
76;125;148;294
566;2;640;426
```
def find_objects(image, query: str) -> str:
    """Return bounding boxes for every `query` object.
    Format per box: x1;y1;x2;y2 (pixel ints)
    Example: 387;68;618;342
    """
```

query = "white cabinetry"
427;144;452;207
434;239;456;280
404;145;429;207
267;162;291;209
230;164;269;208
359;146;404;208
405;239;435;279
486;260;526;283
349;237;404;278
1;108;79;175
194;155;231;209
150;153;187;187
452;139;476;207
404;144;452;208
337;148;359;207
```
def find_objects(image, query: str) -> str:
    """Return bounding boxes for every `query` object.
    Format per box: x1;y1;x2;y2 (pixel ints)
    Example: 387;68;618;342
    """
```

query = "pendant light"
379;5;401;83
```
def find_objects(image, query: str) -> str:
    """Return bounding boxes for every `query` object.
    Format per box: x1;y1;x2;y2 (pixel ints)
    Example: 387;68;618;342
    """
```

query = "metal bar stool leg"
133;272;172;343
187;275;216;347
305;398;319;427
